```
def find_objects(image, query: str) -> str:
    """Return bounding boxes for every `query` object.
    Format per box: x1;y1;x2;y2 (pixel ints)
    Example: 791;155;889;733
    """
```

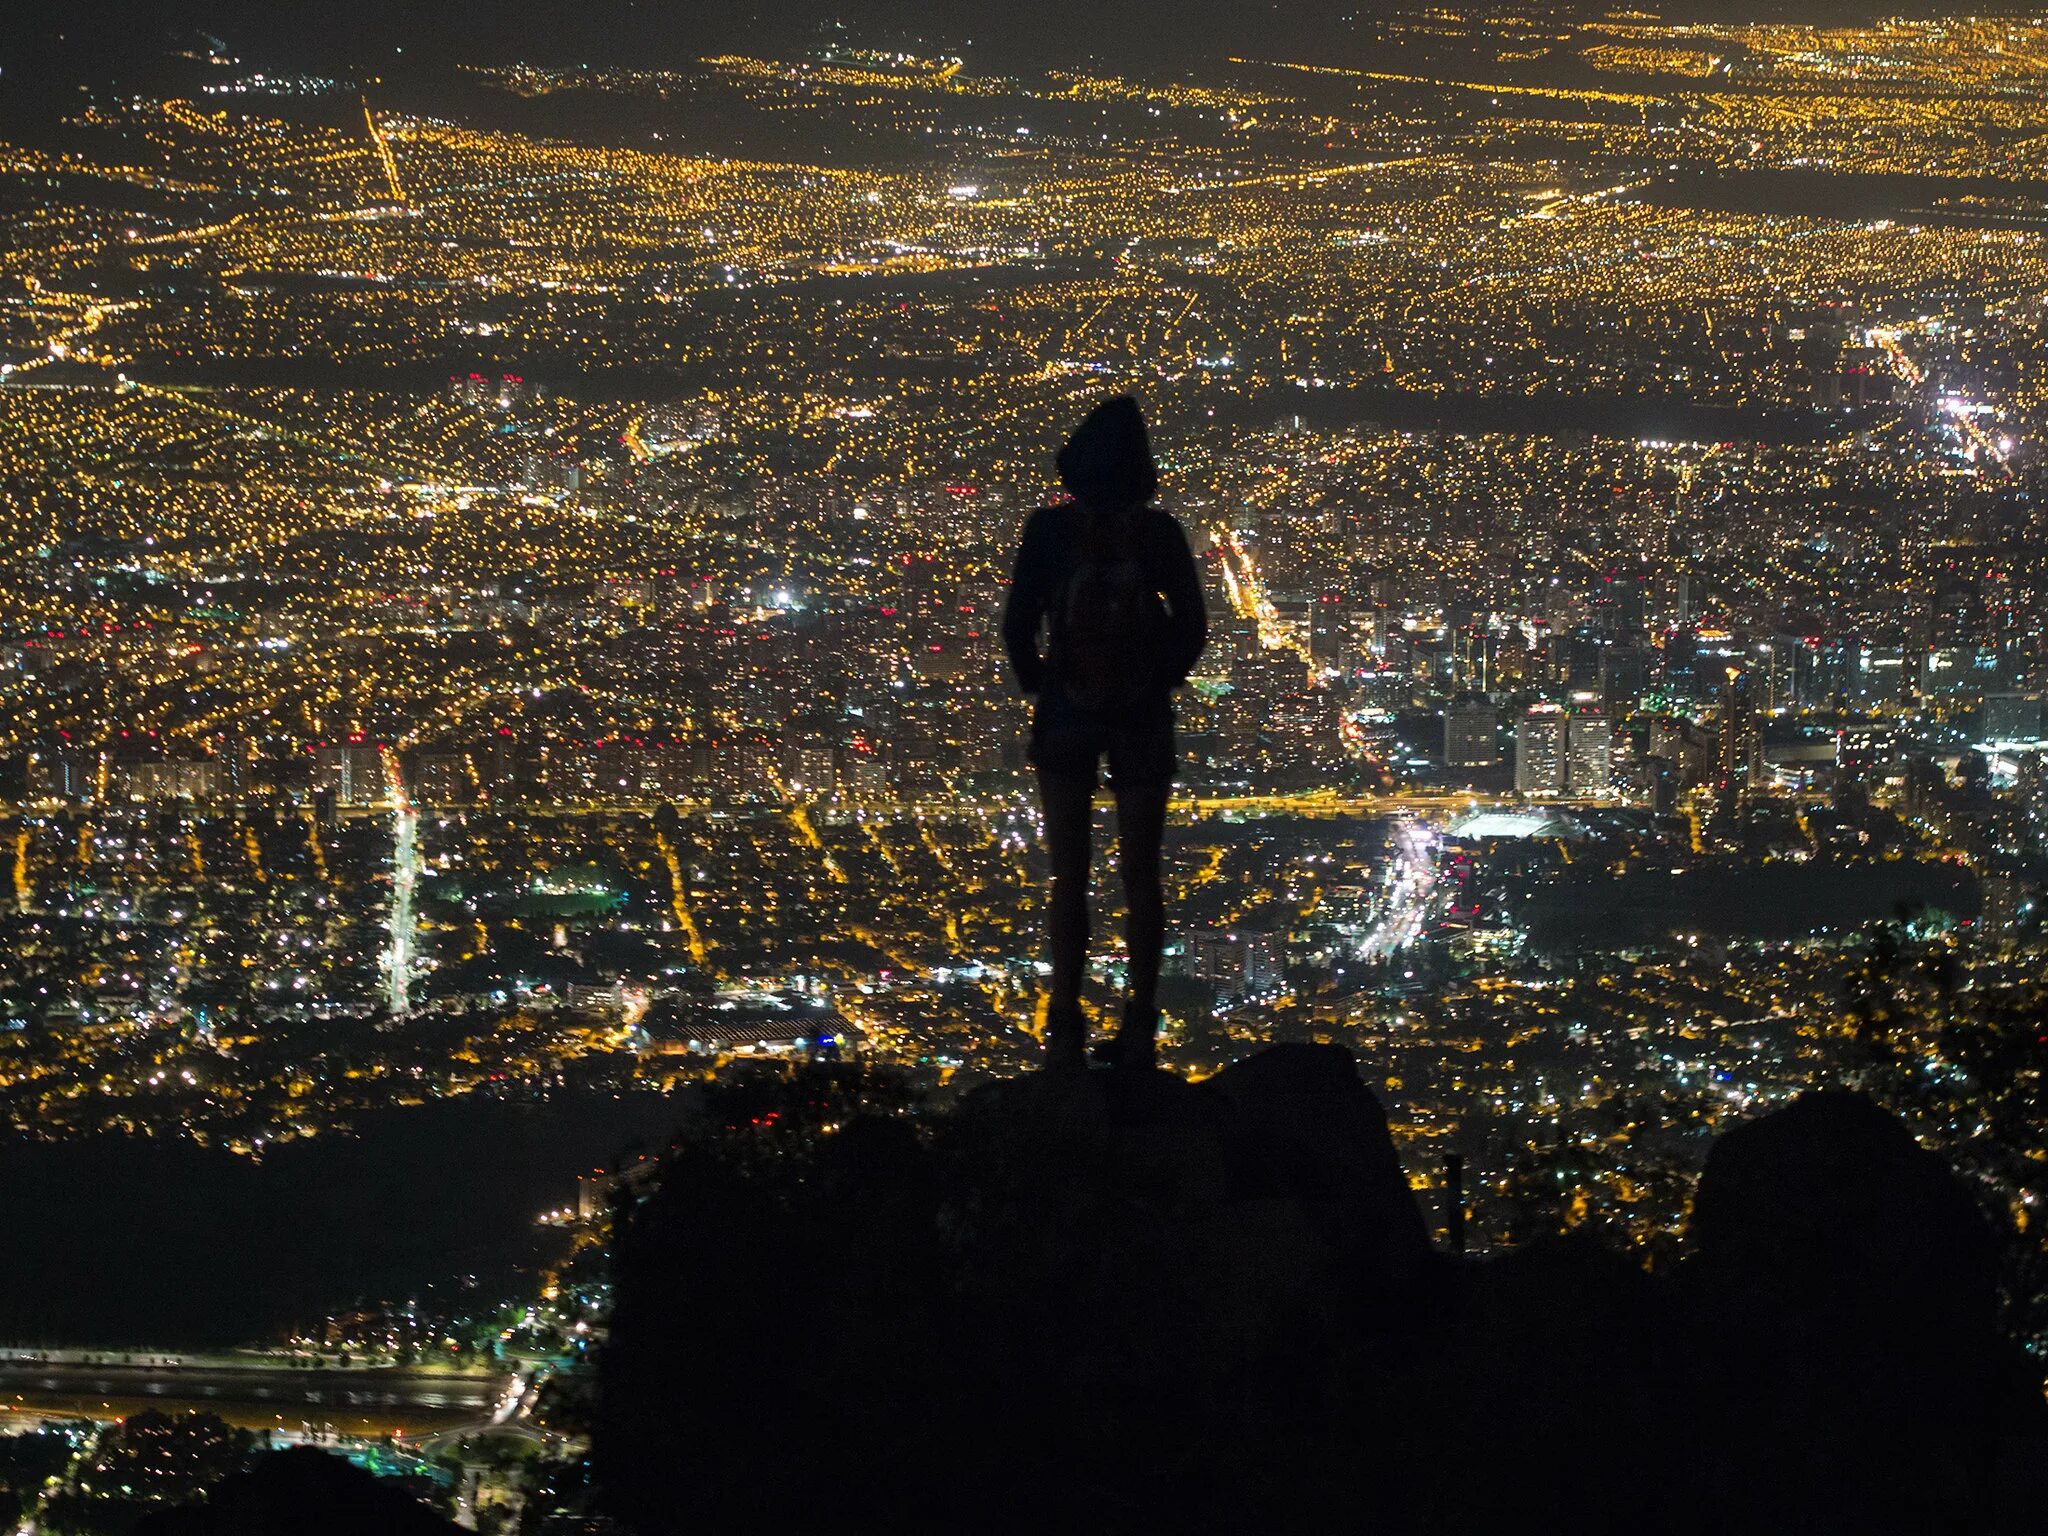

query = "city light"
0;7;2044;1525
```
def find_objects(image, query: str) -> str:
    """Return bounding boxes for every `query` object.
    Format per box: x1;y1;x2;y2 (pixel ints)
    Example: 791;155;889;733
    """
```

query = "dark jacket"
1001;502;1208;699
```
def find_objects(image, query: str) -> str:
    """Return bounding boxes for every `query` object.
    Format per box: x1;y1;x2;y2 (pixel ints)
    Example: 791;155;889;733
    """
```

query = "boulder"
1685;1090;2038;1535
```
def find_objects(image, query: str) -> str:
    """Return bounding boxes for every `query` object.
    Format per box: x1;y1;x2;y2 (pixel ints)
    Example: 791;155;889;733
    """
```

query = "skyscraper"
1308;591;1349;671
1717;667;1760;783
1518;707;1611;796
1598;643;1650;715
1445;701;1498;768
313;743;387;807
1983;693;2045;745
1567;712;1614;796
1515;708;1567;795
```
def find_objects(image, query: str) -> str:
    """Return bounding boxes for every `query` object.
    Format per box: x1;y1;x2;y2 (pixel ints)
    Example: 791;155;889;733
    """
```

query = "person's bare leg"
1037;768;1095;1066
1109;775;1169;1067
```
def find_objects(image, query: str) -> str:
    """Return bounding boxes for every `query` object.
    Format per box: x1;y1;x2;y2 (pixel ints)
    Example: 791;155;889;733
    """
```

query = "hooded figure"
1055;393;1159;511
1001;395;1207;1070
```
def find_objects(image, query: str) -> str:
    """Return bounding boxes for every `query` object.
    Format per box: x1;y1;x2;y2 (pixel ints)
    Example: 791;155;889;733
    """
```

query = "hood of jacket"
1056;394;1158;510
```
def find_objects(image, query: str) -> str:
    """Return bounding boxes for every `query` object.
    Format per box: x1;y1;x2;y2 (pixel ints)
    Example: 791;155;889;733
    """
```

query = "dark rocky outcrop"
1685;1092;2042;1535
598;1048;2048;1535
134;1448;461;1535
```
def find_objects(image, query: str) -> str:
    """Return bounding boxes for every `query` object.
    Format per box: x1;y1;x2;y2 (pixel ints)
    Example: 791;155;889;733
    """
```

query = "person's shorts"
1029;688;1175;784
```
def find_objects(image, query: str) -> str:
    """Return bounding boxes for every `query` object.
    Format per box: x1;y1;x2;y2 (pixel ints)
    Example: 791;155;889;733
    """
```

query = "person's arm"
1001;510;1051;695
1157;516;1208;686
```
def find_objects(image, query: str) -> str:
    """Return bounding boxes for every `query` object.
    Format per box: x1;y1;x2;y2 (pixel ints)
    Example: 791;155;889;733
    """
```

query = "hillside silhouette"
599;1044;2047;1535
134;1448;460;1535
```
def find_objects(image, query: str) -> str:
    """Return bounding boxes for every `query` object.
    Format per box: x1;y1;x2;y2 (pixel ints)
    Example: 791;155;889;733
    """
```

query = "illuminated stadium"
1447;809;1589;841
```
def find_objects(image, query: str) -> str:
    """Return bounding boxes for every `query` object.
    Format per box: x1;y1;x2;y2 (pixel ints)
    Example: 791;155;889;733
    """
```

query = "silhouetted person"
1003;396;1206;1069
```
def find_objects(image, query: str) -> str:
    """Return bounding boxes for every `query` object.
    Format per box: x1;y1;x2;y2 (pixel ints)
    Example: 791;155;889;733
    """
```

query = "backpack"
1049;510;1169;711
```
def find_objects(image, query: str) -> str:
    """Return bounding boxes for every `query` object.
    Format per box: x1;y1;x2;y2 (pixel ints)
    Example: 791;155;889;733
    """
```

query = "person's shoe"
1043;1005;1089;1072
1090;1003;1158;1070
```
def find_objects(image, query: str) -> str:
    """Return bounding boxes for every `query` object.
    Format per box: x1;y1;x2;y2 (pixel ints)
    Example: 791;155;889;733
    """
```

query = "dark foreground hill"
600;1044;2048;1535
133;1449;460;1535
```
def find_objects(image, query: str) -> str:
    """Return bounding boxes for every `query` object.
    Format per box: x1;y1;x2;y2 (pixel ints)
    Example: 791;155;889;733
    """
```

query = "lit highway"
1359;816;1440;959
383;748;420;1019
0;1357;509;1436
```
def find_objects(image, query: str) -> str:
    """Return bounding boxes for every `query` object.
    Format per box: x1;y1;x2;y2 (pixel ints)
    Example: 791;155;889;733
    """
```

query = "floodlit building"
1516;707;1611;796
1515;708;1567;794
1568;712;1614;796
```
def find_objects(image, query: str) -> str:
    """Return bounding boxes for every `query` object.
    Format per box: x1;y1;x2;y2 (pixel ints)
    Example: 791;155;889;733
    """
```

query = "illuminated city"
2;2;2047;1529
